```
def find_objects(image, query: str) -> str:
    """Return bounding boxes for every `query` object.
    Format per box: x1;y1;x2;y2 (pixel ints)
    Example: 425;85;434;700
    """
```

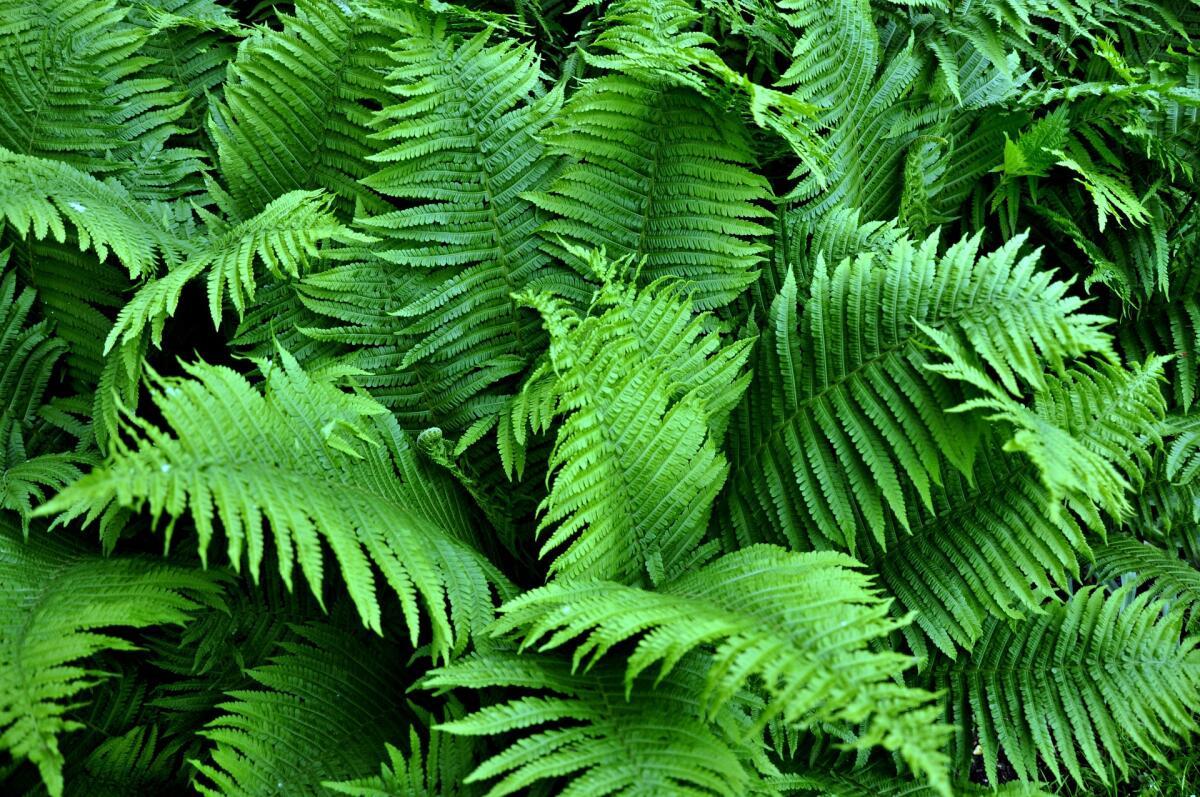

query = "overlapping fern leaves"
1;0;1199;795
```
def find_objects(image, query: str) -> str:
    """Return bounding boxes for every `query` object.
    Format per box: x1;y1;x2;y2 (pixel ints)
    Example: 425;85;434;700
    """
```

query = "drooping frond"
0;520;221;797
940;586;1200;787
424;651;771;797
107;189;362;350
492;545;951;790
724;230;1113;552
192;623;412;797
1091;534;1200;611
517;257;752;584
528;74;774;309
37;349;510;651
209;0;403;218
0;148;179;278
929;345;1168;526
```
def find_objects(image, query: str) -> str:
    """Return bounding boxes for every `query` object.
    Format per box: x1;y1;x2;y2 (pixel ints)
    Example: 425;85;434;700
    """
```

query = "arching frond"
0;520;221;797
0;148;179;279
939;586;1200;787
37;349;510;651
724;230;1113;552
1091;534;1200;610
529;74;774;309
107;189;361;350
423;651;771;797
492;545;951;790
518;257;752;584
192;623;412;797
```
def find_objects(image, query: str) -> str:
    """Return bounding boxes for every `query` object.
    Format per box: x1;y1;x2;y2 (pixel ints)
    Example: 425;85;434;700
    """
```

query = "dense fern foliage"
0;0;1198;795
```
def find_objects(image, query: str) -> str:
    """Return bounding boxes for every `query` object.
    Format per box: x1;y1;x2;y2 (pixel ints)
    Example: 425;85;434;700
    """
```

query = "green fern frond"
1091;534;1200;610
209;0;403;218
192;623;412;797
518;259;752;584
724;230;1112;552
107;189;363;350
863;451;1087;656
37;349;510;650
940;585;1200;787
492;544;952;791
0;148;180;278
0;520;221;797
0;0;189;170
424;651;770;797
528;74;774;309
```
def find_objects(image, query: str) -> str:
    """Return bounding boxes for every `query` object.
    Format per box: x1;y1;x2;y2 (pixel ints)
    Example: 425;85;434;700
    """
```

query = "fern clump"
1;0;1199;795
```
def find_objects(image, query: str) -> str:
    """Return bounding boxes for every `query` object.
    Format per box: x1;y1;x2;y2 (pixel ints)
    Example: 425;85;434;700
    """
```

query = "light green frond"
37;349;510;652
724;230;1112;552
528;74;774;309
519;263;752;584
107;189;362;350
492;545;952;791
0;148;179;279
193;623;412;797
0;520;221;797
930;349;1168;525
424;651;769;797
940;586;1200;787
210;0;403;218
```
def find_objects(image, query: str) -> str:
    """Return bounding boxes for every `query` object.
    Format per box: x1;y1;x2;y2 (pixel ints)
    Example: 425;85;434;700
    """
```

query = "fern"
0;520;220;797
517;252;752;584
37;349;510;650
491;545;952;789
724;230;1112;552
939;585;1200;787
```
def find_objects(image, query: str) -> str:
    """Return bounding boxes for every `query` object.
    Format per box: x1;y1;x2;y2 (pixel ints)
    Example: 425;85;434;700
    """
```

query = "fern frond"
0;520;221;797
518;259;752;584
107;189;362;350
940;585;1200;787
209;0;402;218
424;651;771;797
529;74;774;309
493;544;952;790
37;349;510;651
0;0;189;170
0;148;179;278
724;230;1113;552
193;623;412;797
1091;534;1200;610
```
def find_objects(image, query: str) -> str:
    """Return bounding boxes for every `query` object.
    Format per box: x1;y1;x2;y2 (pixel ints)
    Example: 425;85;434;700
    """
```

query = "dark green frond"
0;520;221;797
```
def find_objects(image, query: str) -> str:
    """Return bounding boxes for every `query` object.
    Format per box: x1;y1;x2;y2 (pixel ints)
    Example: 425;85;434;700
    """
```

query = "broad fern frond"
518;259;752;584
724;230;1112;551
529;74;774;309
209;0;402;218
37;349;510;650
313;18;577;434
193;623;412;797
1091;534;1200;610
0;520;220;797
424;651;771;797
940;585;1200;787
492;545;952;790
